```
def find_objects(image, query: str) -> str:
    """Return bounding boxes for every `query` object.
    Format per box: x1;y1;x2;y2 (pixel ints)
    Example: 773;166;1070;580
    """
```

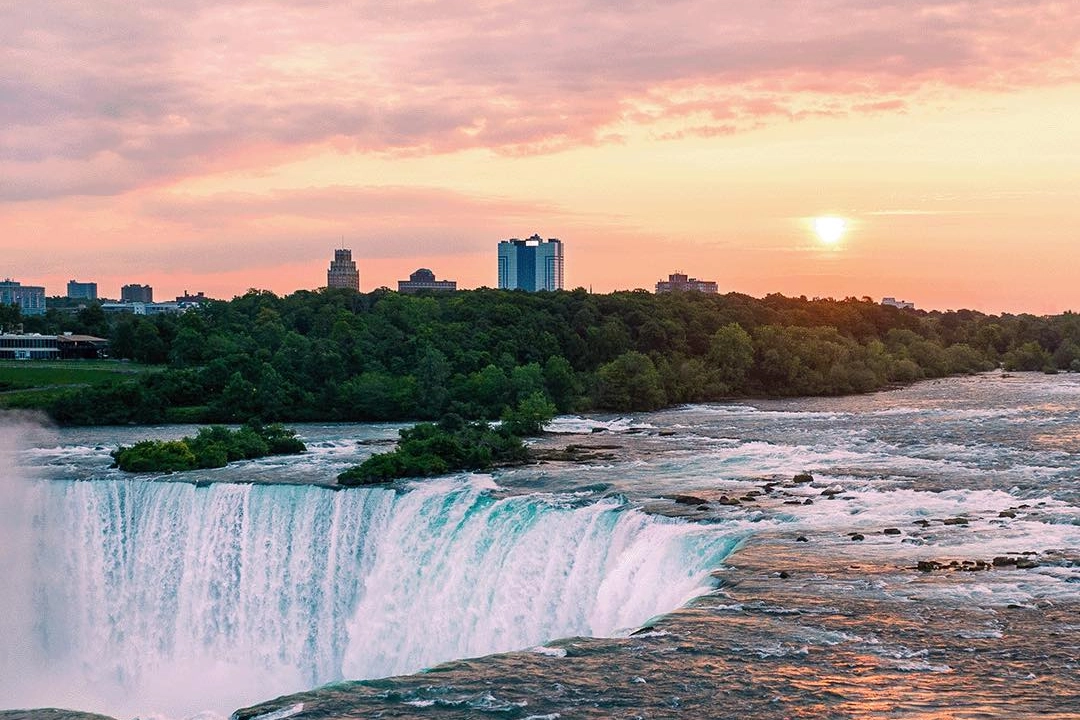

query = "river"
1;372;1078;718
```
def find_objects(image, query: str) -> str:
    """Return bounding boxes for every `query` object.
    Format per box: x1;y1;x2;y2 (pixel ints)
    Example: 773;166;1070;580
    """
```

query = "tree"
707;323;754;390
596;351;666;411
132;321;168;364
1003;341;1051;371
415;346;451;417
502;391;557;435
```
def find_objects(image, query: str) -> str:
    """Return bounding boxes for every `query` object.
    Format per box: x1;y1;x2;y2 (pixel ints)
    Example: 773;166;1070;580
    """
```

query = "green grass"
0;361;160;407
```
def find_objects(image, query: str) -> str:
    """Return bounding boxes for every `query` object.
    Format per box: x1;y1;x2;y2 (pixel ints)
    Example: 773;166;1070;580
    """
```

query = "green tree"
707;323;754;390
596;351;666;411
502;391;556;435
132;320;168;364
543;355;579;411
1003;341;1051;371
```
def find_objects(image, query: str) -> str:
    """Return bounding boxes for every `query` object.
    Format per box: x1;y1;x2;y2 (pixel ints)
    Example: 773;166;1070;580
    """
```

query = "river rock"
883;528;902;535
673;495;707;505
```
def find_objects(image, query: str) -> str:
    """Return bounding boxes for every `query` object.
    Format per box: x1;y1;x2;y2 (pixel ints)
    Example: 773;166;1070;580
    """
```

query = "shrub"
112;440;197;473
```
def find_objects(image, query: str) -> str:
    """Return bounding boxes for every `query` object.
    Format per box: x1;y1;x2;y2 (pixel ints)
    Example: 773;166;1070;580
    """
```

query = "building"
67;280;98;301
100;302;183;315
655;273;718;294
0;279;47;316
397;268;457;294
881;297;915;309
327;248;360;291
175;291;209;306
0;333;109;360
497;235;564;291
121;284;153;303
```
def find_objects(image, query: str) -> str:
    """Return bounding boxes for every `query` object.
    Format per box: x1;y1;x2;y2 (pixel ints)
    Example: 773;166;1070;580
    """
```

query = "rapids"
0;468;736;718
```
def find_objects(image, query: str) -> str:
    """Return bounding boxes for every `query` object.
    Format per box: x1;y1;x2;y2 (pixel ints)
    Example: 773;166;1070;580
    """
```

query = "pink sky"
3;1;1080;313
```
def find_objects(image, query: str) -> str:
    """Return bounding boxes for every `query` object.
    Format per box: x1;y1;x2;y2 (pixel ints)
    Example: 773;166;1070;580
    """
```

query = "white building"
881;297;915;309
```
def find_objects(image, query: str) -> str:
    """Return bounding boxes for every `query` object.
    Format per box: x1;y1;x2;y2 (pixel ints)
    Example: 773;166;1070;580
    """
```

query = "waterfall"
1;475;738;719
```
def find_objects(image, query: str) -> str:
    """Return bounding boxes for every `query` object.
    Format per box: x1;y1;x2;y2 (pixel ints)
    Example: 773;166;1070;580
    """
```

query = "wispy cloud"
4;0;1079;201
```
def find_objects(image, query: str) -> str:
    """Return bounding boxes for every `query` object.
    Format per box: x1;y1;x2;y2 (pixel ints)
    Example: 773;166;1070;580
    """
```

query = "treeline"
6;288;1080;425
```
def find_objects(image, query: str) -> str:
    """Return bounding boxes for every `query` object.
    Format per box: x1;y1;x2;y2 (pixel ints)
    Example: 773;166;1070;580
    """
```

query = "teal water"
2;372;1079;718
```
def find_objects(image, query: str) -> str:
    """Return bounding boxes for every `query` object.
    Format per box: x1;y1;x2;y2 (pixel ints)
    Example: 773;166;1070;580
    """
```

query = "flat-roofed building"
398;268;457;294
881;297;915;309
655;273;718;294
100;302;183;315
497;235;564;291
175;291;209;306
67;280;98;300
0;333;109;360
0;279;47;316
121;284;153;303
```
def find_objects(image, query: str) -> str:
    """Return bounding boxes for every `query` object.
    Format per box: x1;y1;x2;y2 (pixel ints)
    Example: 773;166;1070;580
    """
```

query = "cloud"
3;0;1079;200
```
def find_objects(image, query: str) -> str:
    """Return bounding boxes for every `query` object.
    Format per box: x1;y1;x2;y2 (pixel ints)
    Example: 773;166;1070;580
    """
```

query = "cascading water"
0;470;739;719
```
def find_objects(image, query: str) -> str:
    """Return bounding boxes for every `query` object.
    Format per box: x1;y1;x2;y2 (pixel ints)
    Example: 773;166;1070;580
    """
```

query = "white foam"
5;474;738;719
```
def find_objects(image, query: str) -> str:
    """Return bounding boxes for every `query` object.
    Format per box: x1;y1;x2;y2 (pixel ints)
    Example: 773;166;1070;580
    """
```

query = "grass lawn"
0;360;161;409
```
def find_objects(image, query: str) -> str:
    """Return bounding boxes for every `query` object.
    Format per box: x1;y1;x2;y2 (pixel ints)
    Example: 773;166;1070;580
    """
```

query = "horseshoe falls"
0;474;736;719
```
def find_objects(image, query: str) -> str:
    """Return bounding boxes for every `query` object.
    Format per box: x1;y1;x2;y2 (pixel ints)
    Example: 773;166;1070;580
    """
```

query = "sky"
3;1;1079;314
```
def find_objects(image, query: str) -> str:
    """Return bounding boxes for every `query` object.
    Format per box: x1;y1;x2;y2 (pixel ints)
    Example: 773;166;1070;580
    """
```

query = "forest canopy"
4;288;1077;426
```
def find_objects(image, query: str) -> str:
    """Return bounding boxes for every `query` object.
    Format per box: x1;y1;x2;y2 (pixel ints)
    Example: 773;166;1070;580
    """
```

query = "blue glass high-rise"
497;235;564;291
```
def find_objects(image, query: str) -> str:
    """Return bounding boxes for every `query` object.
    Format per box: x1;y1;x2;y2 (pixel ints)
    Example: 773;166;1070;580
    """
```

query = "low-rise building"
0;333;109;360
100;302;183;315
655;273;718;294
881;297;915;309
0;279;47;316
398;268;457;294
175;291;209;306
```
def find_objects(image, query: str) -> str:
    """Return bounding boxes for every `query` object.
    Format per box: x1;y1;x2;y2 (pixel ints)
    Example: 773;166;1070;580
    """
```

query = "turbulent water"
0;429;734;718
2;372;1079;719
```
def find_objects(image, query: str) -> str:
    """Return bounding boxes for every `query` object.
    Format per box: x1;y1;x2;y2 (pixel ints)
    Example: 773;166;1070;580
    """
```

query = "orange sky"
3;1;1079;314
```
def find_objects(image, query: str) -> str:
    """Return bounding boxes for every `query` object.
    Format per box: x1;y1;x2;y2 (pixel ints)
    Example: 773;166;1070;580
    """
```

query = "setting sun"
813;216;848;244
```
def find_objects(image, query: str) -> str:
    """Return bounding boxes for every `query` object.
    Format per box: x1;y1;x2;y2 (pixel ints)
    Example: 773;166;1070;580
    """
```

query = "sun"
813;216;847;244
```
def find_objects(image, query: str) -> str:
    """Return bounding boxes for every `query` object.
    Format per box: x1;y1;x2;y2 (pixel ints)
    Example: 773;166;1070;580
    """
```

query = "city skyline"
3;2;1080;314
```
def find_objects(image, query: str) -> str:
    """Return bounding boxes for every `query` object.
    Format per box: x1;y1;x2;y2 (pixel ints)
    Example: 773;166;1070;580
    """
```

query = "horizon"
21;270;1076;319
4;2;1080;316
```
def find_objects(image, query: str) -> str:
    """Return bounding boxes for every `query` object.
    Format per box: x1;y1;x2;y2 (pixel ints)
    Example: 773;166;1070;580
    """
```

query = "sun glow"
813;216;847;244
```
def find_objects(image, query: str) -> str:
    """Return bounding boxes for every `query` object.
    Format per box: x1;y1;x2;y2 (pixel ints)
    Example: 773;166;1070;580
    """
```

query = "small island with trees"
111;423;307;473
337;392;555;485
